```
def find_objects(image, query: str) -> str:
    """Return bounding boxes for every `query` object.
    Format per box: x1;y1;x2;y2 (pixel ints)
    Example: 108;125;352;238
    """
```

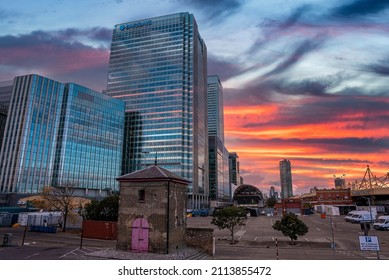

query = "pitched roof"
116;165;190;184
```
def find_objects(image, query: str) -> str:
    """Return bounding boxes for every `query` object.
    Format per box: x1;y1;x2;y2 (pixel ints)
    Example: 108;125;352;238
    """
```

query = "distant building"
279;159;293;199
301;188;352;206
208;75;229;205
0;74;124;196
334;177;346;189
207;75;224;143
233;184;264;208
269;186;279;201
229;152;240;186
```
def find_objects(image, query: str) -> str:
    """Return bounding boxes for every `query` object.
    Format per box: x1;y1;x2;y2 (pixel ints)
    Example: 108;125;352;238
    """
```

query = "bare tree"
41;182;77;232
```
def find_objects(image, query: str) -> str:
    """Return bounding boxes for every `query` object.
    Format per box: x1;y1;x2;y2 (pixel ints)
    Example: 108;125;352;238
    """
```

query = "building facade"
279;159;293;199
228;152;240;186
207;75;229;204
0;102;8;149
106;13;209;209
207;76;224;143
0;74;124;196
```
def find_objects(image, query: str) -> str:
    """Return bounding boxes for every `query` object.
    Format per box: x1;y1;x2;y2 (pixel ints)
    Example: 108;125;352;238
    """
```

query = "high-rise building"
207;75;224;142
0;74;124;196
228;152;240;186
279;159;293;199
207;75;229;204
106;13;209;209
0;102;8;149
0;80;13;105
269;186;279;201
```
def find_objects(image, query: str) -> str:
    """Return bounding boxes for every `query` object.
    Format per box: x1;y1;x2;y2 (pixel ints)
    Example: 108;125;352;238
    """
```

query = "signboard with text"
359;236;380;251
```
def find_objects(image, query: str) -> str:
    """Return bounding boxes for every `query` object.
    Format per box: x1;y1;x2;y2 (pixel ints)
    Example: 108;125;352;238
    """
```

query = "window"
138;189;145;202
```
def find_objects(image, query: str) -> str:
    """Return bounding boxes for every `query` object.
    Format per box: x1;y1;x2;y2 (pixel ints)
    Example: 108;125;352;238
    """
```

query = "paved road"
1;213;388;260
187;213;389;260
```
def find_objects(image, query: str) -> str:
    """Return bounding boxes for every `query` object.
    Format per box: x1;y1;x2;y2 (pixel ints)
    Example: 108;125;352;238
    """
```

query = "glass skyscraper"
207;75;229;204
207;76;224;143
106;13;209;209
279;159;293;199
0;74;124;196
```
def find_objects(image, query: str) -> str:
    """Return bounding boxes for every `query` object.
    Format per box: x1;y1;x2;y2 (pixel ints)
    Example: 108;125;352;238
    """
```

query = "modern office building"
207;75;229;205
279;159;293;199
0;102;8;149
106;12;209;209
207;75;224;143
0;80;13;105
208;136;230;204
269;186;279;201
228;152;240;186
0;74;124;196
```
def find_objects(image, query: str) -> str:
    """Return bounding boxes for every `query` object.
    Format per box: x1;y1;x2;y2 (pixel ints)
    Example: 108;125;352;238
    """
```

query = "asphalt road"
187;213;389;260
0;213;388;260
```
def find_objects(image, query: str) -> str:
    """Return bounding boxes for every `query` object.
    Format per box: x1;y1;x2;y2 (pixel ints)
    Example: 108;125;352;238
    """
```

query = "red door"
131;218;149;252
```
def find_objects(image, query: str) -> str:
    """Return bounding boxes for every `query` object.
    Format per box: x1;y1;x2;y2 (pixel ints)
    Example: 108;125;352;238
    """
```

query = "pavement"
1;213;388;260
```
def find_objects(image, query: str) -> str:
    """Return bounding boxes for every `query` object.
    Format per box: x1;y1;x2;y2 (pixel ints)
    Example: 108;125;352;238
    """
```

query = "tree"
41;182;77;232
211;206;247;244
266;197;277;208
84;193;119;221
272;213;308;245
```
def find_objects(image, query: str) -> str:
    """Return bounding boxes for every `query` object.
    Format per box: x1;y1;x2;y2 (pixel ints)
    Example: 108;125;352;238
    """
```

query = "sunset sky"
1;0;389;195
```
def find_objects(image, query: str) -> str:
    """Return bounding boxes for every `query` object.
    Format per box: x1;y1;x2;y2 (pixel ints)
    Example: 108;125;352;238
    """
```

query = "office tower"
106;13;209;209
0;80;13;105
0;102;8;149
270;186;276;198
0;74;124;196
207;75;224;142
279;159;293;199
208;75;228;204
228;152;240;186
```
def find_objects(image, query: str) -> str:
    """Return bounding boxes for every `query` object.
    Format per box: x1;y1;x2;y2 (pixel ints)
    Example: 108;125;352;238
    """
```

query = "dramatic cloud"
332;0;389;18
183;0;244;22
0;28;111;91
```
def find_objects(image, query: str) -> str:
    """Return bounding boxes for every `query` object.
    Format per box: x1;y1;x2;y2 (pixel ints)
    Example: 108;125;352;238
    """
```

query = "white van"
373;216;389;230
350;211;376;223
345;211;359;222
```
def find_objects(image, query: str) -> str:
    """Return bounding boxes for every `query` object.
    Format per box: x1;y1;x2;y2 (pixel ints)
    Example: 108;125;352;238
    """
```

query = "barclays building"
106;13;209;209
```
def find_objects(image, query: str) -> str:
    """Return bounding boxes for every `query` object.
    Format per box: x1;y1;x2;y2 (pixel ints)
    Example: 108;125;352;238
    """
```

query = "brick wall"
186;227;214;256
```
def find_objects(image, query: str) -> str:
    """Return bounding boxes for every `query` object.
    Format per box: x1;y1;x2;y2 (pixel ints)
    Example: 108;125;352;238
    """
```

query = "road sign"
359;235;380;251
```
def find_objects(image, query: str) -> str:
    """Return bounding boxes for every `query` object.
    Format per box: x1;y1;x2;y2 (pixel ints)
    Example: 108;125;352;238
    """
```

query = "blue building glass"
0;74;124;195
106;13;209;209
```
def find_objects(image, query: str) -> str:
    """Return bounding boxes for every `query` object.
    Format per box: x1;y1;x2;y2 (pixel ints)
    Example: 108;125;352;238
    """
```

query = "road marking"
316;227;321;231
254;237;258;241
272;237;275;241
25;253;40;259
234;230;246;237
304;238;309;241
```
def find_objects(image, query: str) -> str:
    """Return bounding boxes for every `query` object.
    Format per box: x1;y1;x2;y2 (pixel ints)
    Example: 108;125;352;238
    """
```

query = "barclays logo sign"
120;20;152;31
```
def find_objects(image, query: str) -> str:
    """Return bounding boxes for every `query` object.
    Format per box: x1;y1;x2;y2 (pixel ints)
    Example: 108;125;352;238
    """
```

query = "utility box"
2;233;12;246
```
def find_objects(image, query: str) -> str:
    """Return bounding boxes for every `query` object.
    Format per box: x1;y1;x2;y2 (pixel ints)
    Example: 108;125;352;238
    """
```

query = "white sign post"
359;235;380;251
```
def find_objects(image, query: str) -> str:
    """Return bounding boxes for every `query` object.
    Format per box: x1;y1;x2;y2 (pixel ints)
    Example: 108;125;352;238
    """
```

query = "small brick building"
116;165;190;254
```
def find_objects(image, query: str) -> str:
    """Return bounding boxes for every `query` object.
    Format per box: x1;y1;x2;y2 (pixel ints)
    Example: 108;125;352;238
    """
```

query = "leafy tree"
84;193;119;221
211;206;247;244
266;197;277;208
41;182;77;232
272;213;308;245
